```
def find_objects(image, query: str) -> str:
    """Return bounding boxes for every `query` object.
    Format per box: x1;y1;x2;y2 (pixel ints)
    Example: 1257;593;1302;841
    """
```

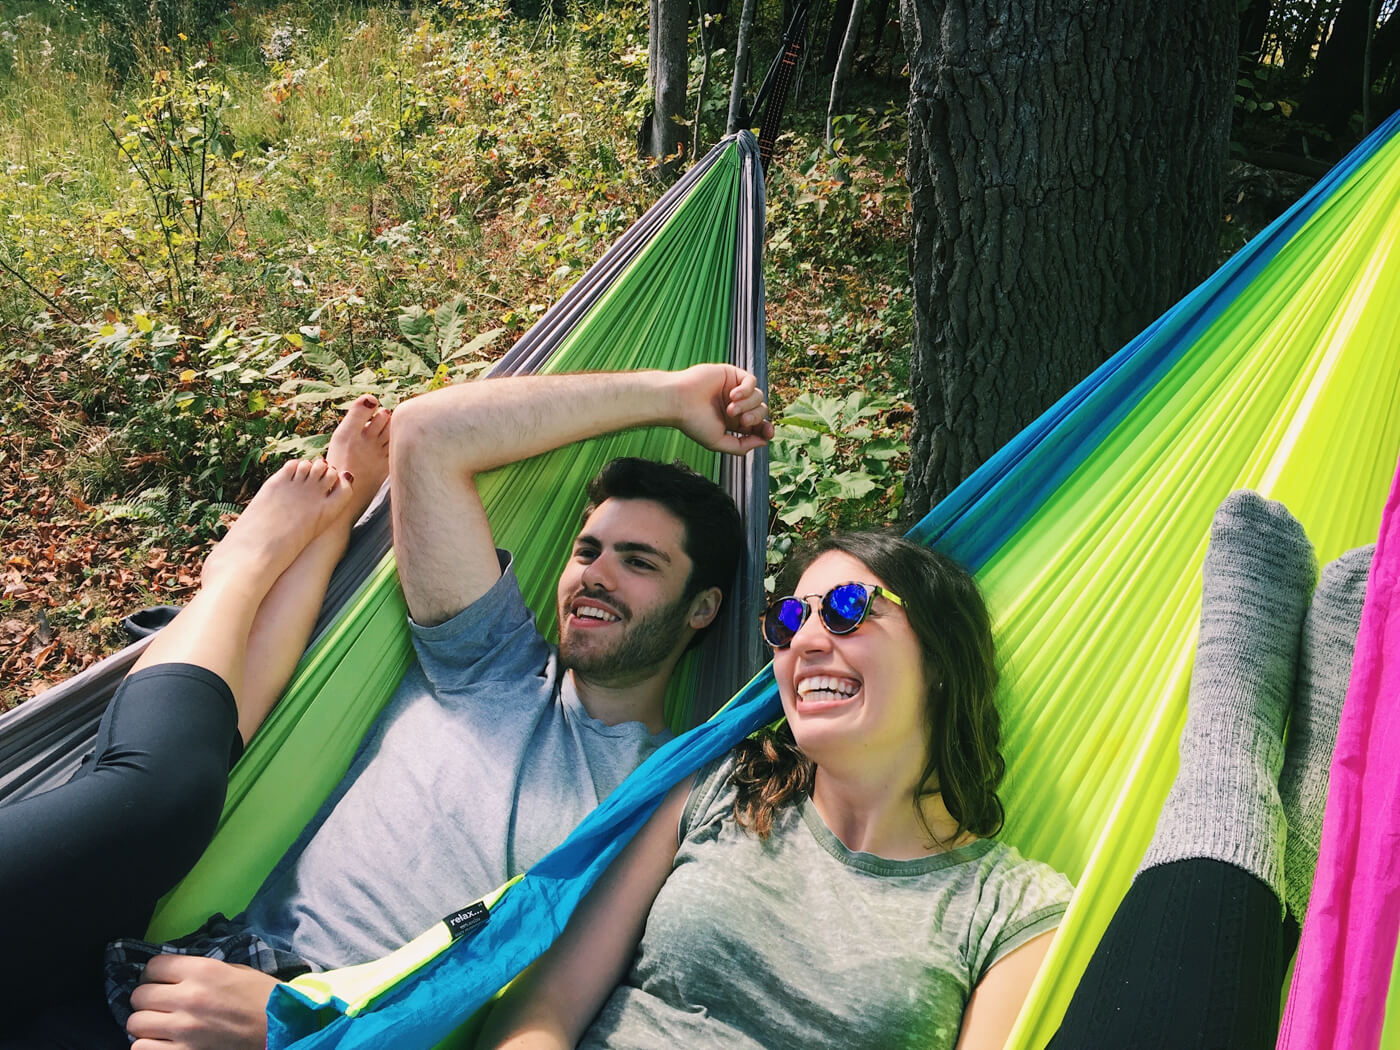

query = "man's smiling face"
555;497;699;684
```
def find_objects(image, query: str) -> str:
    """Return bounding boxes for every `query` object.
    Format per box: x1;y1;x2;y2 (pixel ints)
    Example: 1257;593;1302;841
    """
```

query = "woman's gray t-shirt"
581;756;1073;1050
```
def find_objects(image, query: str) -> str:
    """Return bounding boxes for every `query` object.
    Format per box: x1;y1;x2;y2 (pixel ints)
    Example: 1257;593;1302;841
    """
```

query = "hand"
669;364;774;455
126;954;278;1050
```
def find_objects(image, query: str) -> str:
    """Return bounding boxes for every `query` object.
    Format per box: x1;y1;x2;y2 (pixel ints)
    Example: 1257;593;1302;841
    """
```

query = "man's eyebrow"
615;542;672;563
574;534;672;563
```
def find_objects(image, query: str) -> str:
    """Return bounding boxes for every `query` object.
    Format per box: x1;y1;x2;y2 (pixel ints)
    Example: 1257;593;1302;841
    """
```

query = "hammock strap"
753;0;811;172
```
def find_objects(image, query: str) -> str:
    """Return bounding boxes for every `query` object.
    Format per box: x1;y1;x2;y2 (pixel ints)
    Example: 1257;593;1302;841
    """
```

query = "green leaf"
432;295;471;363
446;326;506;362
778;497;820;526
778;392;845;434
289;385;359;404
264;351;304;377
397;305;436;357
303;346;351;386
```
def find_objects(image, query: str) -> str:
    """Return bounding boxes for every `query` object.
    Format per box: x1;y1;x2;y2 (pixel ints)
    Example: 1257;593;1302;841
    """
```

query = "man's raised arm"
389;364;772;627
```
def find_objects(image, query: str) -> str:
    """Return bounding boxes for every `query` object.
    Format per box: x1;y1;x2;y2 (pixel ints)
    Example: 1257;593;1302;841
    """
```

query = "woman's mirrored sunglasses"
760;582;904;649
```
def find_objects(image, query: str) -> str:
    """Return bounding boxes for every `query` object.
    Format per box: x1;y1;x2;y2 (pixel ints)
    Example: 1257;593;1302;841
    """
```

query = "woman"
482;492;1361;1049
481;531;1074;1049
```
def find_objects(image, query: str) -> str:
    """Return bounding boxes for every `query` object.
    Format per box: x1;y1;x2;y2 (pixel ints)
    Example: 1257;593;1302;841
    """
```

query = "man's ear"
687;587;722;630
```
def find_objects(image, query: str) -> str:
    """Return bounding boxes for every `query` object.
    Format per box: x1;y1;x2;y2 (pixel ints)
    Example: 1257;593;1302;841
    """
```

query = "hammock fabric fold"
1280;465;1400;1049
266;110;1400;1049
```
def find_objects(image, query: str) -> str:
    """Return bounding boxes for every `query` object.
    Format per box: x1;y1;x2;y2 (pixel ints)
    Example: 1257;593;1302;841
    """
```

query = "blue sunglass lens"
822;584;870;632
763;597;808;646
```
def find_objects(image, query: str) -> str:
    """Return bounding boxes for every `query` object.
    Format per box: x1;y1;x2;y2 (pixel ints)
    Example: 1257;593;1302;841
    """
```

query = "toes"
310;459;339;491
363;407;392;442
342;394;380;430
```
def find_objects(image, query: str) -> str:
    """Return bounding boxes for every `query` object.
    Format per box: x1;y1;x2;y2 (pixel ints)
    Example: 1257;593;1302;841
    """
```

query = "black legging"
1050;858;1294;1050
0;663;240;1020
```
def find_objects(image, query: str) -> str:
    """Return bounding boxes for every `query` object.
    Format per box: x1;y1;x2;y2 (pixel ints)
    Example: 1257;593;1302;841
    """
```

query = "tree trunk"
827;0;869;145
900;0;1238;519
864;0;894;72
650;0;691;176
727;0;759;132
1300;0;1374;143
1284;0;1333;75
823;0;857;70
1240;0;1272;67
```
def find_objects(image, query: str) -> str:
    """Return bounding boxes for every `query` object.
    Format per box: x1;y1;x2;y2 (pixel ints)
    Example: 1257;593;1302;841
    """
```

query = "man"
93;364;769;1048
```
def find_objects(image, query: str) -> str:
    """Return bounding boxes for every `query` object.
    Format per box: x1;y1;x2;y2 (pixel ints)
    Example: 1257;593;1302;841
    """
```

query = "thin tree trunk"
826;0;867;146
727;0;759;132
900;0;1238;517
822;0;856;70
651;0;690;177
864;0;893;72
648;0;660;93
693;1;713;159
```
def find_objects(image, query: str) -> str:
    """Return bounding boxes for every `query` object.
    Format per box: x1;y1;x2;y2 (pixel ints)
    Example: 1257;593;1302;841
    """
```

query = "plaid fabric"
103;914;316;1026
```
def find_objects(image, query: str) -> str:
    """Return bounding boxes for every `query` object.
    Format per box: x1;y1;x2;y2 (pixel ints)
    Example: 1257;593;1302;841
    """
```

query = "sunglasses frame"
760;582;905;649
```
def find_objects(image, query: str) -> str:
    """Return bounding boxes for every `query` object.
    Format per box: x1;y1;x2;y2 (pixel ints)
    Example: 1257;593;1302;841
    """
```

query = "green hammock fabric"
989;128;1400;1045
148;135;757;941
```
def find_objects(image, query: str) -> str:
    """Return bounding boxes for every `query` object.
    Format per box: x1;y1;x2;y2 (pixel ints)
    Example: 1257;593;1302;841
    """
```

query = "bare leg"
229;396;391;742
130;460;354;704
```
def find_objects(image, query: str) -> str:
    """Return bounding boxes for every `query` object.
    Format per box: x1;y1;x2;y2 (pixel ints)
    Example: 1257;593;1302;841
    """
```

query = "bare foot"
327;394;391;521
202;459;353;592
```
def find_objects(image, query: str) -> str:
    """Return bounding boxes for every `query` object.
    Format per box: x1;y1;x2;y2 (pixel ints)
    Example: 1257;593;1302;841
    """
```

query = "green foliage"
92;64;247;317
767;107;907;277
766;389;906;586
1231;64;1315;155
275;295;502;454
0;0;914;578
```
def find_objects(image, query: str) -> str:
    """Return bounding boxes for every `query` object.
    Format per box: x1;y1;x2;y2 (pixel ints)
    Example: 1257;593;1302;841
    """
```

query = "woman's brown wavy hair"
731;531;1005;845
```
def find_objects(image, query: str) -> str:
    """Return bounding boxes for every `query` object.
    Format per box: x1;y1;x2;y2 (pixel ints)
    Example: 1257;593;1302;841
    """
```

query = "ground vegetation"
1;0;1388;705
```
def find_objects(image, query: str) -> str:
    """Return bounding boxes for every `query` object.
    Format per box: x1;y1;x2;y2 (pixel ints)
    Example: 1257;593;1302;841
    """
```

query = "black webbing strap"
753;0;812;173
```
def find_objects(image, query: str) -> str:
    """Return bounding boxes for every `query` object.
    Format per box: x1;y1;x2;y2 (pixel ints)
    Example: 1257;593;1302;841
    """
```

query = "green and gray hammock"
4;112;1400;1047
0;131;770;805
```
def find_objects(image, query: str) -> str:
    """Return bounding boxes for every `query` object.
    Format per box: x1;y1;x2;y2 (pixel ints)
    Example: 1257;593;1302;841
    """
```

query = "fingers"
724;373;774;443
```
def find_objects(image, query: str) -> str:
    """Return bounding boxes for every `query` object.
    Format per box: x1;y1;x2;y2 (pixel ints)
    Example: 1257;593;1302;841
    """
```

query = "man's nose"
580;554;615;591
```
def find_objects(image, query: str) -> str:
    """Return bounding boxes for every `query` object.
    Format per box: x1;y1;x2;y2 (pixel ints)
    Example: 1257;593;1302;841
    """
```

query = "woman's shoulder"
679;752;743;837
970;840;1075;910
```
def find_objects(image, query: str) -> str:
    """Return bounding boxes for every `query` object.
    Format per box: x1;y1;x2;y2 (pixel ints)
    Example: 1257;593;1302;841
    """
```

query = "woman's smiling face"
773;550;931;777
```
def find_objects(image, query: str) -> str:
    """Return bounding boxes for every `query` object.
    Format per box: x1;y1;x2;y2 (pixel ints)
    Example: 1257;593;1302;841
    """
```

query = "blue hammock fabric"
268;111;1400;1049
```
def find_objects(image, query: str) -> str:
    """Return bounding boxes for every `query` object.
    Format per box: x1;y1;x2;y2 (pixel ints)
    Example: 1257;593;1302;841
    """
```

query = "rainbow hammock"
258;110;1400;1050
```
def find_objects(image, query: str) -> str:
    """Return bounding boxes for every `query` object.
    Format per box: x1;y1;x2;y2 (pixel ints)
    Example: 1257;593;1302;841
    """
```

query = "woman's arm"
954;930;1056;1050
480;780;693;1049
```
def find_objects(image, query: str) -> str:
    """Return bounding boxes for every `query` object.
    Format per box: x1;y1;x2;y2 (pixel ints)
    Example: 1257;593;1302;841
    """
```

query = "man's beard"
558;590;694;680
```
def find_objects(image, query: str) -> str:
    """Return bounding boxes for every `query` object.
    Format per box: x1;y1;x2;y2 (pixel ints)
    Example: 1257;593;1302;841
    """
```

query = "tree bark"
827;0;869;145
650;0;691;177
823;0;858;71
727;0;759;132
900;0;1238;519
864;0;894;72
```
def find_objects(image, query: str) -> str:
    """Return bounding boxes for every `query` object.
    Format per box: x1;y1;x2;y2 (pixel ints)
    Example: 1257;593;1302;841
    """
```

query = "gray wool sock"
1279;544;1372;921
1138;490;1316;906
